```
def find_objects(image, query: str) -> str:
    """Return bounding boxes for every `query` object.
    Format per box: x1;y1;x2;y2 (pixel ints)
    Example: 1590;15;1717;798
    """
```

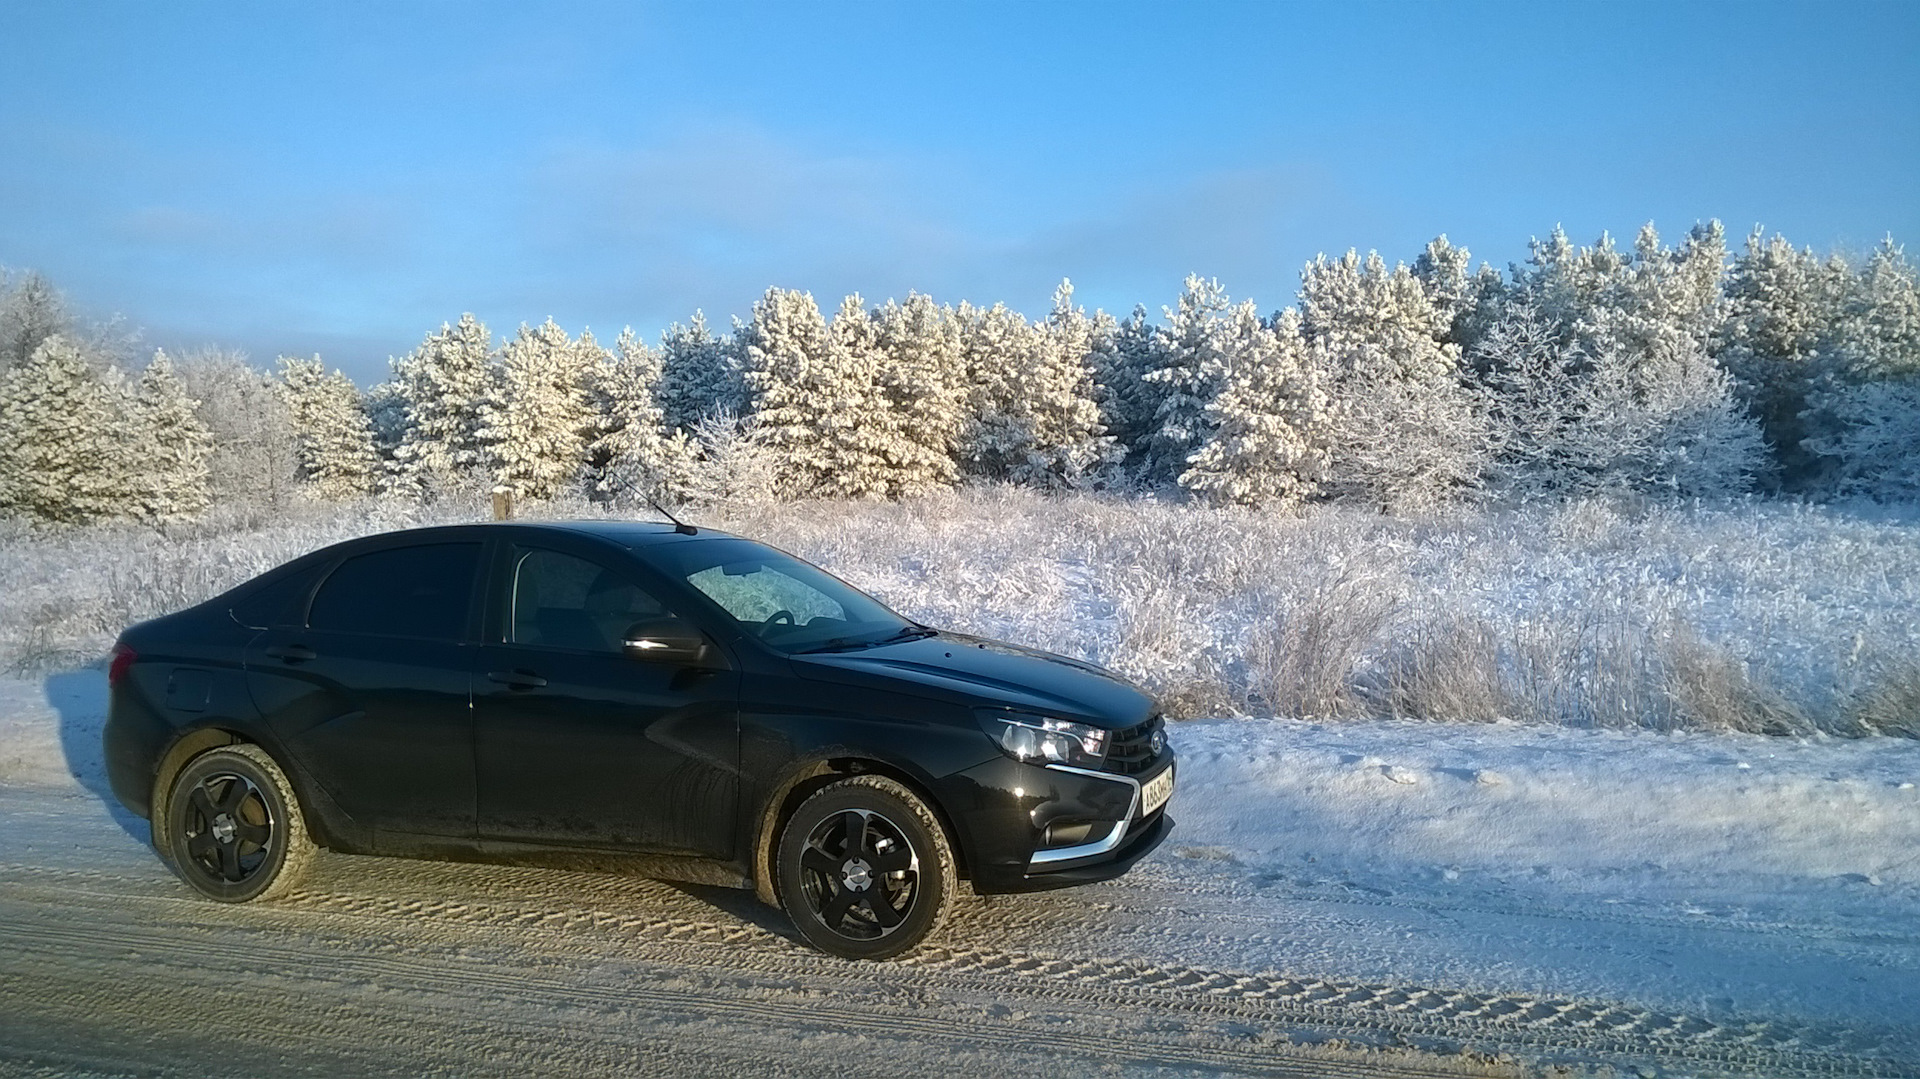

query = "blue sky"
3;1;1916;384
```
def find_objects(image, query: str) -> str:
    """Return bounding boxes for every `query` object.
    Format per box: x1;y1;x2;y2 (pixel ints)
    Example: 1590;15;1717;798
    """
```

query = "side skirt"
359;831;754;891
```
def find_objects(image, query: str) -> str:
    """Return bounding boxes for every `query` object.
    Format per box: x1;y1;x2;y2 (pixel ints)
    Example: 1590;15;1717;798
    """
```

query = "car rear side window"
308;543;481;640
510;548;669;653
230;562;327;629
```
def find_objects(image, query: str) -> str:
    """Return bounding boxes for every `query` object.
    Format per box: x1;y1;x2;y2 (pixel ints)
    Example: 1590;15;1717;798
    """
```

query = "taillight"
108;642;137;688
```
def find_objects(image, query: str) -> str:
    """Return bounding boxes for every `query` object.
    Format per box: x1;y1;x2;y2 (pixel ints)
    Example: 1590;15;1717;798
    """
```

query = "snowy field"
2;671;1917;1077
6;488;1917;737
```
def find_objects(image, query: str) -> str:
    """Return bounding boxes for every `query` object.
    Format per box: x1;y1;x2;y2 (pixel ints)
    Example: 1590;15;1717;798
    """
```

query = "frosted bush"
4;485;1918;738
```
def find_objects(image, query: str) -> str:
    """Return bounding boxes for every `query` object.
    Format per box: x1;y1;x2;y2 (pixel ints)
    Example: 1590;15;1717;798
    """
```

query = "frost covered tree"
1181;304;1327;507
173;350;301;512
656;312;744;433
1472;302;1586;498
1585;223;1728;365
476;319;596;500
1091;304;1166;473
0;271;72;373
1300;251;1487;510
1716;230;1853;487
679;410;782;507
1413;235;1505;354
0;335;130;522
957;300;1034;478
278;356;379;499
1828;239;1920;382
393;313;495;486
813;293;898;498
1574;338;1767;498
363;380;412;487
741;288;830;495
128;350;213;519
963;283;1114;487
1802;239;1920;498
1500;222;1764;498
1801;378;1920;501
743;288;894;497
1142;275;1232;483
873;292;967;495
588;328;694;504
1024;281;1119;485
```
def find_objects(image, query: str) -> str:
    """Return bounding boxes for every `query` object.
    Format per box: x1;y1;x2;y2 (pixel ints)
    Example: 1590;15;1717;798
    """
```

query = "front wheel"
160;743;315;903
776;775;956;960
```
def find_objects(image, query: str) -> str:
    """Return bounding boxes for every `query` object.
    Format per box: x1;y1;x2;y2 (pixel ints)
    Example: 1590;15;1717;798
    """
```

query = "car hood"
789;632;1155;729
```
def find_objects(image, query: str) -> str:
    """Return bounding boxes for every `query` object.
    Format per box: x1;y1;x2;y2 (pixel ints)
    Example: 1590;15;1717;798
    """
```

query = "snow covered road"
2;673;1917;1078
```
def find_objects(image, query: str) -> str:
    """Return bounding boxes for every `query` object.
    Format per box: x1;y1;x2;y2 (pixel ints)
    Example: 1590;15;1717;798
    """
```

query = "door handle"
265;644;317;663
487;670;547;689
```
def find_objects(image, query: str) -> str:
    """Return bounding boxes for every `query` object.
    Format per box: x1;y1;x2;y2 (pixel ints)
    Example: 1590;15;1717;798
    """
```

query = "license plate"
1139;765;1175;817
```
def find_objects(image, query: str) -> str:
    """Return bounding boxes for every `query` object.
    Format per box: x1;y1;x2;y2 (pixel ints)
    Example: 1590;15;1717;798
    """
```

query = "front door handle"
487;670;547;689
265;644;317;663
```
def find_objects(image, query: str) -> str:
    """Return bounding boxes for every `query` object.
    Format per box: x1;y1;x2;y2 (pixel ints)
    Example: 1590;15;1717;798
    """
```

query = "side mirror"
622;617;714;666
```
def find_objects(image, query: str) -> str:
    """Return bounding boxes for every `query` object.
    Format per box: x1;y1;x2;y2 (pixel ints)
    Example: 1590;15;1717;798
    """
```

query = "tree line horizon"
1;218;1916;526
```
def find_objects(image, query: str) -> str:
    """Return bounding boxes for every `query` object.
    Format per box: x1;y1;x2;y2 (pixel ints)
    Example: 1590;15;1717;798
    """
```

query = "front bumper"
947;752;1176;895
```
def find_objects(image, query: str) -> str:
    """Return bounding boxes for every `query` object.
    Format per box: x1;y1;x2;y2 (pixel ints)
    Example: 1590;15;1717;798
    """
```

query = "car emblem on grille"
1149;729;1166;755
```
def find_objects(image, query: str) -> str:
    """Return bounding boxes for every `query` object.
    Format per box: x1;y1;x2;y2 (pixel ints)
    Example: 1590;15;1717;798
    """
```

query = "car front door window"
510;548;668;653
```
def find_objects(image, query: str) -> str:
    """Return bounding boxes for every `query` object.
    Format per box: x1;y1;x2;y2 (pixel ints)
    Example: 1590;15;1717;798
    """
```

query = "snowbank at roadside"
1169;716;1920;922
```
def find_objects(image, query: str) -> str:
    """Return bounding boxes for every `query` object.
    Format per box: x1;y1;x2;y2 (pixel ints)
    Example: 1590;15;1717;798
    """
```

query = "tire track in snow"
1;864;1914;1077
0;902;1483;1079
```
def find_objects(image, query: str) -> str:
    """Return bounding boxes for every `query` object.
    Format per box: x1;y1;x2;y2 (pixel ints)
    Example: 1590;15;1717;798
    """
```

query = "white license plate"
1139;765;1175;817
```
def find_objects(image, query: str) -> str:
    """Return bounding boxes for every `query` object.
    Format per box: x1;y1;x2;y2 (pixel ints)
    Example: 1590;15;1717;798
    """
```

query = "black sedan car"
103;521;1175;959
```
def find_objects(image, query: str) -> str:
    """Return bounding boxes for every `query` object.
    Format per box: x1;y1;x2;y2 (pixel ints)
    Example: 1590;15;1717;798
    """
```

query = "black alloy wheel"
161;744;314;903
777;775;955;960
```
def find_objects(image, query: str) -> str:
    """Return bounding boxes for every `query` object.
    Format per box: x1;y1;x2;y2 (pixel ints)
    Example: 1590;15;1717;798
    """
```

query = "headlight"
976;711;1109;769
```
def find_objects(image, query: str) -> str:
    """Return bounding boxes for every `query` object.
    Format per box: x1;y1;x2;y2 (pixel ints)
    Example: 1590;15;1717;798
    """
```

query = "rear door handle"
265;645;317;663
487;670;547;689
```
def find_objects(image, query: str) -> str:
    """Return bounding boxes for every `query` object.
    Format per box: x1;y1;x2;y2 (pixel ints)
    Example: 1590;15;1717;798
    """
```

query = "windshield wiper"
797;626;936;654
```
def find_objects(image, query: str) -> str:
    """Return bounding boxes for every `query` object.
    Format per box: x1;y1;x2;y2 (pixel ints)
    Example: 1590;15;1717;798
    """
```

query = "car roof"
540;519;744;547
318;519;745;551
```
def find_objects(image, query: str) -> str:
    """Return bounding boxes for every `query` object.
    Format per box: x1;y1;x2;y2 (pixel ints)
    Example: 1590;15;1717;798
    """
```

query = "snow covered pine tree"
278;355;380;500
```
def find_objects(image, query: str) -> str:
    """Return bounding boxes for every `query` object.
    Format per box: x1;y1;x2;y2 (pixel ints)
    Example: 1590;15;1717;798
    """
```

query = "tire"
776;774;956;961
159;743;315;903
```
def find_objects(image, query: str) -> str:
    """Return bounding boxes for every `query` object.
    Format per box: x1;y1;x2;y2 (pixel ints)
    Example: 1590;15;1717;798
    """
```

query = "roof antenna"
643;487;697;535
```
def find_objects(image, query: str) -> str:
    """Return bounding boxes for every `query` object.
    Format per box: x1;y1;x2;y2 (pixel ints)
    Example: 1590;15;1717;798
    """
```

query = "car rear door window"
510;548;668;653
307;543;481;640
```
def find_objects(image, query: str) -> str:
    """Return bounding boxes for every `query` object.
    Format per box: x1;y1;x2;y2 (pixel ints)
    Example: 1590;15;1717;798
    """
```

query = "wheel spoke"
187;831;218;860
871;845;913;874
217;838;243;881
235;822;271;848
800;846;838;877
218;778;252;813
840;812;869;859
818;885;856;930
863;891;904;929
188;786;217;822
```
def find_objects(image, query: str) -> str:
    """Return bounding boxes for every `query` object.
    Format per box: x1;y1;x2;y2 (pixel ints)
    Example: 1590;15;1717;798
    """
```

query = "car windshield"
646;538;919;654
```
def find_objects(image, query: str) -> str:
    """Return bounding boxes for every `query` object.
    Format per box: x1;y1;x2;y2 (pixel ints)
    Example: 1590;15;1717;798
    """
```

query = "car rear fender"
147;720;363;852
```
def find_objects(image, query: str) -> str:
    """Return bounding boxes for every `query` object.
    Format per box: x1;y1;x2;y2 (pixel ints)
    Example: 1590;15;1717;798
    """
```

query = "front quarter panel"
735;665;999;879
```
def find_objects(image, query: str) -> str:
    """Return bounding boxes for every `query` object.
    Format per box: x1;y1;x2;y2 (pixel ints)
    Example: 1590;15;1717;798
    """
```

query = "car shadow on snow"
46;666;150;846
666;881;806;943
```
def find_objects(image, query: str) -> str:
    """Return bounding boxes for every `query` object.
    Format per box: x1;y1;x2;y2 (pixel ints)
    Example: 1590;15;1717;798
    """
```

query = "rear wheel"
160;744;314;903
777;775;955;960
